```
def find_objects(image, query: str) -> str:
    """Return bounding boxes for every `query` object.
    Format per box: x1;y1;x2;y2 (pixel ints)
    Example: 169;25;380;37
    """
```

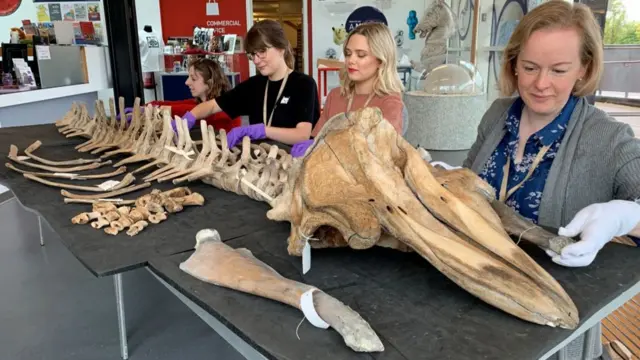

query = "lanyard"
263;70;291;127
499;144;551;202
346;92;375;113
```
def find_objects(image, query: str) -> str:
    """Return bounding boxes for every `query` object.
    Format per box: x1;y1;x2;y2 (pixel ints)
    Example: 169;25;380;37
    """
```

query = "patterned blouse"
479;96;579;224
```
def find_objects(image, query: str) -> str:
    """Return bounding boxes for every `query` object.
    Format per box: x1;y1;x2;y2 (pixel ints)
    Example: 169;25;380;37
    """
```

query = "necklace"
262;69;292;127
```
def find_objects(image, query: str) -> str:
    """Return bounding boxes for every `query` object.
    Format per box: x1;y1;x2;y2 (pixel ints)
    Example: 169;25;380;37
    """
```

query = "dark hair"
245;19;295;69
188;58;231;103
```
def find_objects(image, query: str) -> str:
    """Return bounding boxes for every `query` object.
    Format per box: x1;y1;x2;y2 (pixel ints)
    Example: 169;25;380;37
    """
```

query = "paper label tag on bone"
430;161;462;170
164;145;195;160
97;180;120;191
53;172;78;179
17;156;30;161
300;289;330;329
98;198;124;202
302;240;311;274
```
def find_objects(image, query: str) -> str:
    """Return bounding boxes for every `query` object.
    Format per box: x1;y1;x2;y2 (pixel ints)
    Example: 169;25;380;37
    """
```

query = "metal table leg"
114;273;129;360
38;216;44;246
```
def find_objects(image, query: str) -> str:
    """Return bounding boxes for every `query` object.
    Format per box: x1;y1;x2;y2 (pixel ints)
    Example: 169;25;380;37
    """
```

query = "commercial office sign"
160;0;246;38
205;20;242;34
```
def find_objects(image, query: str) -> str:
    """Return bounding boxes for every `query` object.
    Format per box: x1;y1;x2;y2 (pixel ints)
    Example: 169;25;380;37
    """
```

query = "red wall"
159;0;249;81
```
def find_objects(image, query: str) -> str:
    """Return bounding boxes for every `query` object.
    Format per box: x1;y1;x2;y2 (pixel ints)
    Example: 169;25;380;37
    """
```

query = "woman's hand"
170;111;197;133
225;123;312;149
291;139;314;157
225;124;267;149
547;200;640;267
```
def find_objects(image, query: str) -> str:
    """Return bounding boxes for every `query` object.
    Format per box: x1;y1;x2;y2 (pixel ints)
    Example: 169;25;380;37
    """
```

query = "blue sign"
345;6;388;32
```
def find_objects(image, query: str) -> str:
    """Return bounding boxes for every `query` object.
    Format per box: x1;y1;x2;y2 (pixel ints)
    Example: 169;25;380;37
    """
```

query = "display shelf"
0;83;106;109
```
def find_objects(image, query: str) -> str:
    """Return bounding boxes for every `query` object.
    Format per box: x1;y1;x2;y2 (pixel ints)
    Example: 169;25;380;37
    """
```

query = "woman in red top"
149;58;240;132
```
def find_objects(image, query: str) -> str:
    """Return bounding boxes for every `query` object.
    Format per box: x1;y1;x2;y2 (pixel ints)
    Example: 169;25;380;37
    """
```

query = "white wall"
0;3;34;43
135;0;164;102
135;0;163;39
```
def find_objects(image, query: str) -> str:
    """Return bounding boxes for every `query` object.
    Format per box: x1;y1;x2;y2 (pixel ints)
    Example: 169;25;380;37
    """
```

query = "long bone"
8;145;111;173
180;229;384;353
24;140;99;166
5;162;127;180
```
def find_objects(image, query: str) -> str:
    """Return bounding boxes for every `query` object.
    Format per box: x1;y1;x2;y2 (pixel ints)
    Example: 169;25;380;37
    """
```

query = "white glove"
547;200;640;267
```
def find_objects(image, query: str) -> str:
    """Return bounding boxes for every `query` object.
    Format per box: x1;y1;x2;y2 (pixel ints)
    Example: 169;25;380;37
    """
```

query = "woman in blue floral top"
463;1;640;269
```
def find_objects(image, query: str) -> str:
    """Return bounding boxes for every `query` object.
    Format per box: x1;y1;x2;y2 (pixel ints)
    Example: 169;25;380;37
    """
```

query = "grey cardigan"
463;96;640;229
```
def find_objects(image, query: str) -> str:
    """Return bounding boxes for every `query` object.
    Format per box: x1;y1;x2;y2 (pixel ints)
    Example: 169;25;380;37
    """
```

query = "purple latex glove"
291;139;313;158
225;124;266;149
116;107;134;122
171;111;197;133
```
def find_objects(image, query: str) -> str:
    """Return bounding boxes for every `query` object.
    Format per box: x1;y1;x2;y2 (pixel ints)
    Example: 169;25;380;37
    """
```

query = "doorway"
252;0;304;73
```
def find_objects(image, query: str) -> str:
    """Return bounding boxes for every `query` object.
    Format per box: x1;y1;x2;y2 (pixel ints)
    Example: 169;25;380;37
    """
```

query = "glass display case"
420;58;484;95
403;57;487;151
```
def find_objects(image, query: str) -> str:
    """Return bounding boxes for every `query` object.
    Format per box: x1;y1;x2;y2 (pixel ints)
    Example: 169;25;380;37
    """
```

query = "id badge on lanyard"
263;71;291;127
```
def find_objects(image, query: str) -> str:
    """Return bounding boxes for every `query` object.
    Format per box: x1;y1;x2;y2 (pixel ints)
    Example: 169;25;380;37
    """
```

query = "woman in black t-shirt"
183;20;320;148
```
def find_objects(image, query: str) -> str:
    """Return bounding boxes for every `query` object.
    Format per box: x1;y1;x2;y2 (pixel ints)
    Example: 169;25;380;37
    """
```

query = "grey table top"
149;226;640;360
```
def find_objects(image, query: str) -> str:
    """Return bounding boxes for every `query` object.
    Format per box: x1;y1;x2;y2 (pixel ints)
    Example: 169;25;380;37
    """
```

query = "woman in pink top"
291;22;406;156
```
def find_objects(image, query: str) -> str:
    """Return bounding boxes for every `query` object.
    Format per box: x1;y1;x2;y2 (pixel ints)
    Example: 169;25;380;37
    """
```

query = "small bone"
175;193;205;207
91;217;110;229
129;207;151;222
104;227;120;236
72;211;101;224
111;214;134;231
161;187;192;198
103;210;121;222
93;202;118;215
127;220;149;236
148;212;167;224
117;206;132;216
163;198;184;213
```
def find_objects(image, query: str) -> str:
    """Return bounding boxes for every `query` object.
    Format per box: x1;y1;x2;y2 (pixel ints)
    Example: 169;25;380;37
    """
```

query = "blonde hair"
499;0;603;97
340;22;404;97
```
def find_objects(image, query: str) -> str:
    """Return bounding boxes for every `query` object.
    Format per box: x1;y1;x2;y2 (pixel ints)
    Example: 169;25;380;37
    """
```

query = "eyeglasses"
247;48;269;61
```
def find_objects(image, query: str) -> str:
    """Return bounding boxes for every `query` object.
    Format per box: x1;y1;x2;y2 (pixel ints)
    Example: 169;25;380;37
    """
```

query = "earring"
514;71;518;76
